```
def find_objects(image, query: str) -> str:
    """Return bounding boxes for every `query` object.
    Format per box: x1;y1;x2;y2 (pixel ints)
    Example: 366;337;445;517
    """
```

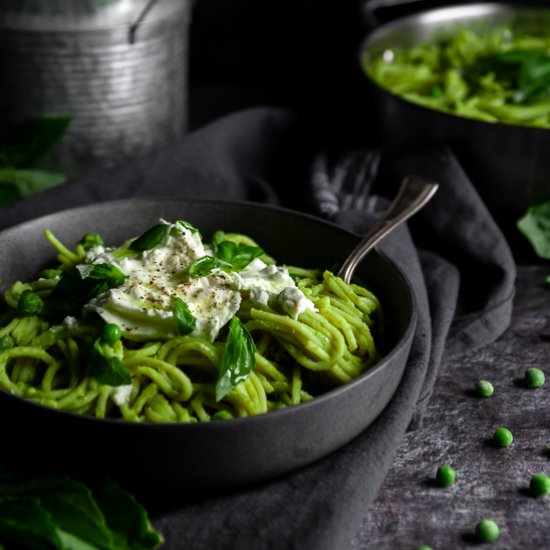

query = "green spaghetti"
363;26;550;128
0;219;382;423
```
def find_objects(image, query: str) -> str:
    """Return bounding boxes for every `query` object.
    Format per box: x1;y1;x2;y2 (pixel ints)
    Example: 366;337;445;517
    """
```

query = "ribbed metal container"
0;0;191;176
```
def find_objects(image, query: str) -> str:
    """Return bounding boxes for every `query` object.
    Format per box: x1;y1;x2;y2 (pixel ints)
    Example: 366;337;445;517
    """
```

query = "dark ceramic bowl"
0;199;416;491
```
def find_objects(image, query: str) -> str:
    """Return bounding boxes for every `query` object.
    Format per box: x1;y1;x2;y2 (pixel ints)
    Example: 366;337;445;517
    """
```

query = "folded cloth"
0;107;516;550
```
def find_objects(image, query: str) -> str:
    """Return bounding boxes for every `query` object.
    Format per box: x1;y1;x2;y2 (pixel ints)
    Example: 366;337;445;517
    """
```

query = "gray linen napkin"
0;107;516;550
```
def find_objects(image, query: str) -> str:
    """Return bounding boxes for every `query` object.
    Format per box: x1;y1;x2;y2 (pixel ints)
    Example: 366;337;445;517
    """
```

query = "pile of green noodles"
364;26;550;128
0;230;382;423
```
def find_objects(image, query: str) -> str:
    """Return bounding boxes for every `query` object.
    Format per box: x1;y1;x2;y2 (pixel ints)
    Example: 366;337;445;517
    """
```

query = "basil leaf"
0;168;66;209
46;263;127;317
79;232;104;251
86;339;132;386
517;200;550;259
177;220;199;233
171;297;196;335
76;263;126;286
0;497;63;549
214;240;264;270
129;224;170;252
0;116;72;168
216;316;256;401
93;479;164;550
187;256;231;278
0;474;163;550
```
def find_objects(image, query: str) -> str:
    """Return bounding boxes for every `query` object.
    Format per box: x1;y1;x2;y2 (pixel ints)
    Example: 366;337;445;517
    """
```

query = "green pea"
475;380;494;397
436;464;456;487
524;367;545;388
475;519;500;543
530;473;550;497
415;546;433;550
17;292;43;315
211;410;233;421
100;323;122;344
0;335;14;350
493;427;513;447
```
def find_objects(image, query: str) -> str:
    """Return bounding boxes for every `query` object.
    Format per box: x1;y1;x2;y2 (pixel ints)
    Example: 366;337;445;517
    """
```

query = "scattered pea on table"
474;379;494;397
435;465;456;487
530;473;550;497
475;518;500;543
524;367;545;388
493;427;513;447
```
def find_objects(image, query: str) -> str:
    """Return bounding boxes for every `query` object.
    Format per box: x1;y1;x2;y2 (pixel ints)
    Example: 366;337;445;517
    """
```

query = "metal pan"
359;1;550;225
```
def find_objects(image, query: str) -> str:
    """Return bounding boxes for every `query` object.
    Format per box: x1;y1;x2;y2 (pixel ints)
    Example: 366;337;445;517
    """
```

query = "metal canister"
0;0;191;176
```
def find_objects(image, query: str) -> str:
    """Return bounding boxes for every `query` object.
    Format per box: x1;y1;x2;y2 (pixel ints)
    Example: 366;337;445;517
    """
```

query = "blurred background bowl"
359;2;550;232
0;199;416;492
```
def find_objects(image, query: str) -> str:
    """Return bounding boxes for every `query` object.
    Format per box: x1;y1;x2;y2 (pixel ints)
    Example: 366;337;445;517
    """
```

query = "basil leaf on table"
517;200;550;259
86;339;132;387
170;297;196;335
0;473;163;550
0;168;66;208
46;263;127;317
0;497;64;549
216;316;256;402
129;224;170;252
93;479;164;550
0;116;72;168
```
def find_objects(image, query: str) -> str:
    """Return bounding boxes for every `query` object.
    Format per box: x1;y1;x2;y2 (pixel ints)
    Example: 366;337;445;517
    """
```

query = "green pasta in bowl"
0;199;415;489
0;219;382;423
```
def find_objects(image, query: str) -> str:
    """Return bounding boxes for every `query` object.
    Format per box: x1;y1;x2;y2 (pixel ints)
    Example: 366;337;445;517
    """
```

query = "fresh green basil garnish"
215;316;256;402
187;256;231;278
46;263;126;317
129;224;170;252
86;339;132;386
170;297;196;335
177;220;199;233
79;231;104;251
0;473;164;550
214;240;264;270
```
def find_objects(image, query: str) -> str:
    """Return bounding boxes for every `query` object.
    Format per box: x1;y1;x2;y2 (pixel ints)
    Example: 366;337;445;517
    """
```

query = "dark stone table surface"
352;264;550;549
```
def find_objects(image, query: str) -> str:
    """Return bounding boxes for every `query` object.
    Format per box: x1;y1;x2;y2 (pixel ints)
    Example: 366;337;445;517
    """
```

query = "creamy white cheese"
111;383;133;406
82;219;316;341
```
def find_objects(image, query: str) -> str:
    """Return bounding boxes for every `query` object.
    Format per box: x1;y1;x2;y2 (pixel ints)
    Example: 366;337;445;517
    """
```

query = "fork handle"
336;176;439;283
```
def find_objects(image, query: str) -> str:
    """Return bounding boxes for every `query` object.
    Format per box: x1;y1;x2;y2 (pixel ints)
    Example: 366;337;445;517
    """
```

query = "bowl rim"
0;197;418;430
